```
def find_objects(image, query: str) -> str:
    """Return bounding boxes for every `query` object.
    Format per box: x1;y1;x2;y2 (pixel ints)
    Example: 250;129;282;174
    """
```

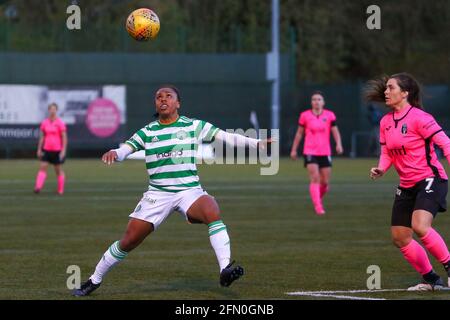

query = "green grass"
1;158;450;300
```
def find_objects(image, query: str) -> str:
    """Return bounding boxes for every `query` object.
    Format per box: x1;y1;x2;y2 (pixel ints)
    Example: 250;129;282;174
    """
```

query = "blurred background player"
290;91;343;215
34;103;67;195
367;104;383;156
368;73;450;290
73;85;271;296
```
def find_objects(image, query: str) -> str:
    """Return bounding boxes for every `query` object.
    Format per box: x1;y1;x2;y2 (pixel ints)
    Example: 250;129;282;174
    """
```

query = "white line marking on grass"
288;289;407;294
288;293;386;300
286;289;409;300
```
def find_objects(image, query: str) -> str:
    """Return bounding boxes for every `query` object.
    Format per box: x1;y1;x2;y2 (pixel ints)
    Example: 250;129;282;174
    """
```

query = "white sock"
90;241;128;284
208;220;231;272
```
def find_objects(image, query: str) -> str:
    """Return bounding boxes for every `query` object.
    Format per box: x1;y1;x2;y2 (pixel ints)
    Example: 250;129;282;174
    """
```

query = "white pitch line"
288;293;386;300
287;289;408;295
286;289;411;300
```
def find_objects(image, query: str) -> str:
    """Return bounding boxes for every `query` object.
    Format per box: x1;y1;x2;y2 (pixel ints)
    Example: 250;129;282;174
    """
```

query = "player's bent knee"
119;237;141;252
310;176;320;183
206;211;221;224
412;224;430;238
392;235;412;248
120;228;153;252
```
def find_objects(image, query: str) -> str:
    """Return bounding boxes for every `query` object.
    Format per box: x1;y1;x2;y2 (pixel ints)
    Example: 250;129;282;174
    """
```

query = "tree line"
0;0;448;83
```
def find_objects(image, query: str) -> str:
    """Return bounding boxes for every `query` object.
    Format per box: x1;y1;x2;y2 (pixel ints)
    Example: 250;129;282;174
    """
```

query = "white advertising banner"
0;85;127;144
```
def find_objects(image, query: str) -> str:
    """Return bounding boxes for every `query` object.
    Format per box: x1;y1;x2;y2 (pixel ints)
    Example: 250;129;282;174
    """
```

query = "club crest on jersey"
176;130;188;140
401;123;408;135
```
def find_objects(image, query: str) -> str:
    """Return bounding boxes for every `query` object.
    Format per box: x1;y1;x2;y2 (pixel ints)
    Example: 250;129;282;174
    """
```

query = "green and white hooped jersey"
126;116;220;193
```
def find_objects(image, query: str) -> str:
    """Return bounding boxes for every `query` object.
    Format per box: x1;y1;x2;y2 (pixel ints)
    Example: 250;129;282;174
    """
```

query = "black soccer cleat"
220;260;244;287
72;279;101;297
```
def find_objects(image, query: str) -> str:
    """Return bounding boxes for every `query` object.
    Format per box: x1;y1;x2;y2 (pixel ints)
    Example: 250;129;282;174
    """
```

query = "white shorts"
129;187;208;230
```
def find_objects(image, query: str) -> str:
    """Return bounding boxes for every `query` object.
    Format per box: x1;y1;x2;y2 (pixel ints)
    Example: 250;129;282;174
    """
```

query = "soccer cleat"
72;279;101;297
34;189;40;194
220;260;244;287
407;277;446;291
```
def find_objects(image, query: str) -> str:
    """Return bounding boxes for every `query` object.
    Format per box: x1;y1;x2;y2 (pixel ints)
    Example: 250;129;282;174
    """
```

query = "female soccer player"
367;73;450;290
73;85;270;296
290;91;343;215
34;103;67;195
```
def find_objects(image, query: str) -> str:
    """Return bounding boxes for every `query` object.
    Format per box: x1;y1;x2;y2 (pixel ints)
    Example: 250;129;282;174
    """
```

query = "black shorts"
391;178;448;227
303;155;332;168
41;150;65;165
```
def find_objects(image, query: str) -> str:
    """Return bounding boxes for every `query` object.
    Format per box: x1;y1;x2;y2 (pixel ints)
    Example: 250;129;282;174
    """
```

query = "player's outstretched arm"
102;144;134;165
214;130;265;149
102;150;118;165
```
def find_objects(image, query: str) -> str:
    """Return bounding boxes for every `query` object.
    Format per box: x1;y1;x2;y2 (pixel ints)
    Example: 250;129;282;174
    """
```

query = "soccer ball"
126;8;160;41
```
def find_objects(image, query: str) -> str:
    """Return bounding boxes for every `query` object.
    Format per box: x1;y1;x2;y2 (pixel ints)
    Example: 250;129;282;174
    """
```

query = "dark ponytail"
364;75;389;104
365;73;424;109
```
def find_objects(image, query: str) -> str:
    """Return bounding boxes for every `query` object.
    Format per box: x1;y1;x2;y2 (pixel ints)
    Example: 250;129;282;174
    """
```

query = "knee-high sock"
35;170;47;190
57;174;65;194
320;183;329;199
309;183;322;209
399;240;433;275
90;241;128;284
420;228;450;264
208;220;230;272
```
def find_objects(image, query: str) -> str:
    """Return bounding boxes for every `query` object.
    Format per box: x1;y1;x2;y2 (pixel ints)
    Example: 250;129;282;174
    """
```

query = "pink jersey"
40;118;67;151
298;109;337;156
378;106;448;188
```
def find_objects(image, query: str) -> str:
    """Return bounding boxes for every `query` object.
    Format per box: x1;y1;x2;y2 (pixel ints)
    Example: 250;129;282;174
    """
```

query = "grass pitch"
1;158;450;300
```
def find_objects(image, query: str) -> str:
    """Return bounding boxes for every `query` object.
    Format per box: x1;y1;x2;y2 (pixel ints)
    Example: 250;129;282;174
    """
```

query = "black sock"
444;261;450;273
423;270;440;283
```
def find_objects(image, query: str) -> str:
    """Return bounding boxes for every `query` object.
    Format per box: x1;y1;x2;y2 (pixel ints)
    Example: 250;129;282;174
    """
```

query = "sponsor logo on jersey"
388;146;407;156
385;126;392;131
152;136;160;143
156;149;184;159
